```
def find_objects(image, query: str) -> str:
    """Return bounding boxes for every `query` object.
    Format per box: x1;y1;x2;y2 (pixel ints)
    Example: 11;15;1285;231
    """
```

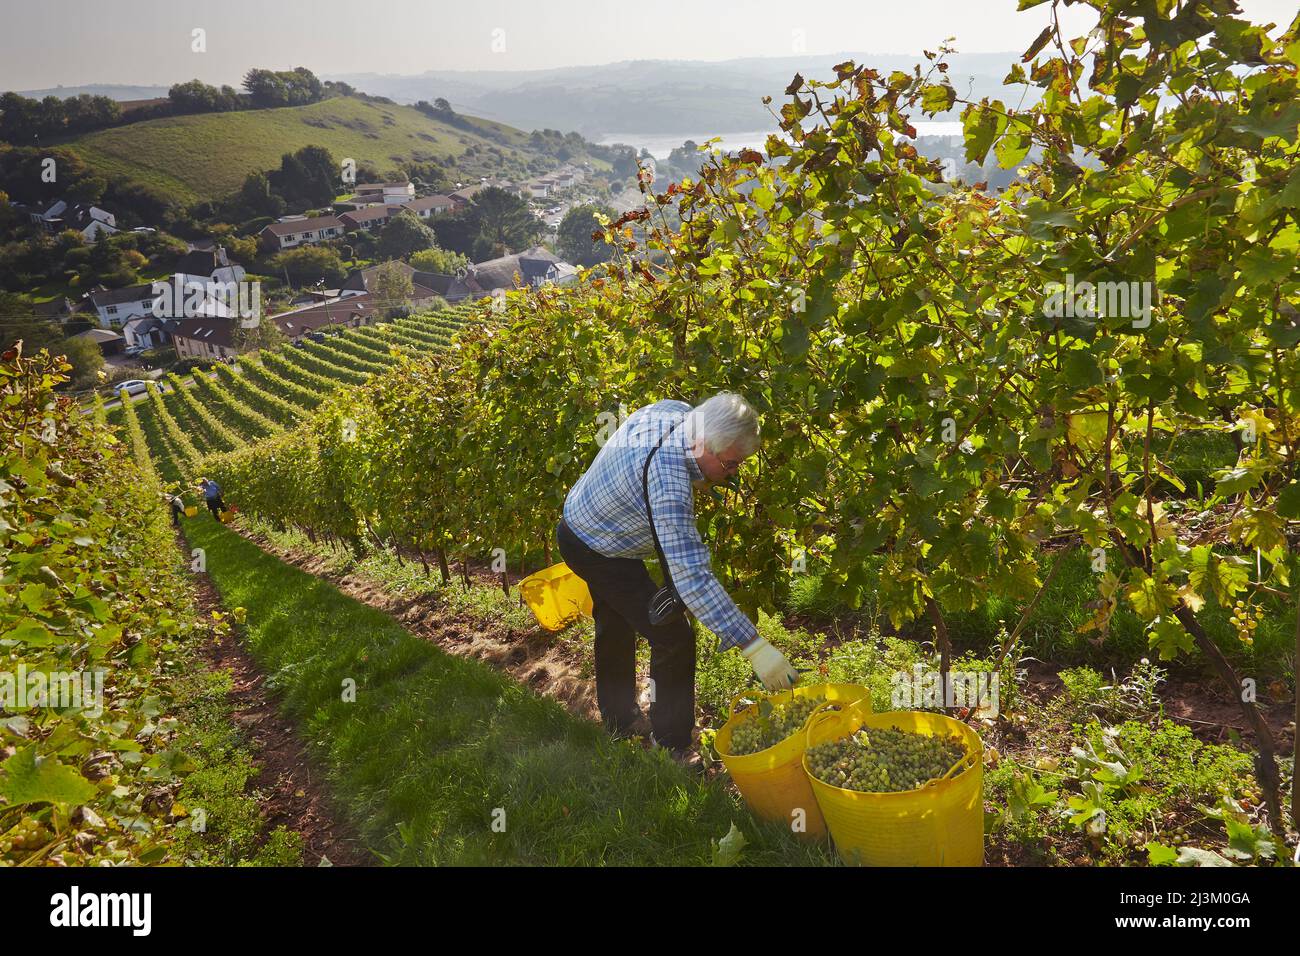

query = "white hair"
683;392;761;456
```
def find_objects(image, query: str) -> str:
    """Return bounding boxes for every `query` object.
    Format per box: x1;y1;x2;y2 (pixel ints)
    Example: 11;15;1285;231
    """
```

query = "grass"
65;97;538;205
169;663;305;867
183;516;834;866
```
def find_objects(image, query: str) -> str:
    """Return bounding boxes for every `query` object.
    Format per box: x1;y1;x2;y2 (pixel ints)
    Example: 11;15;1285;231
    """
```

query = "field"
65;96;537;204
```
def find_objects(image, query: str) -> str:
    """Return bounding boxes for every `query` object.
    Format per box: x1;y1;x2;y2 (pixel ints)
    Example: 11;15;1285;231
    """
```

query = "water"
599;122;965;159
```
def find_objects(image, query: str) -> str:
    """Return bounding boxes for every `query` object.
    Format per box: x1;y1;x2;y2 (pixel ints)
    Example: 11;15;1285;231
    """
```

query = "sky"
1;0;1296;91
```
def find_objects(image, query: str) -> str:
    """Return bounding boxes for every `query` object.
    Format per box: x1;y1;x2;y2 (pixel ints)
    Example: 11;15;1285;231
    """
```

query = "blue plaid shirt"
562;399;757;652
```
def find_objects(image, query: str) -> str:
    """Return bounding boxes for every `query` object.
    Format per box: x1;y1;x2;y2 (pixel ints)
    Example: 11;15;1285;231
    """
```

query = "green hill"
66;96;545;204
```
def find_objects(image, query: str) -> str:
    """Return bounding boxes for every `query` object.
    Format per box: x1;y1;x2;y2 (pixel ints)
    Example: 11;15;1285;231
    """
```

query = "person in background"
557;392;797;763
198;477;225;519
167;493;185;527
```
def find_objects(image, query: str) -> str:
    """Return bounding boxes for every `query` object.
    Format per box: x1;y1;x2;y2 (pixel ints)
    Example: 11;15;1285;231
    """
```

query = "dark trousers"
206;496;224;518
556;519;696;749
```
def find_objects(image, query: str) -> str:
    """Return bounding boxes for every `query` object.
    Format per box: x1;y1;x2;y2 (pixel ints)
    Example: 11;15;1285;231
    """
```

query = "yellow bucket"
218;510;233;523
714;683;872;839
184;506;198;518
803;704;984;866
519;562;593;631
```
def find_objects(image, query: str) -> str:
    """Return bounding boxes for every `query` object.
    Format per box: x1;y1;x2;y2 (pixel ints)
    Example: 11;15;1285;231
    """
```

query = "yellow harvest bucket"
803;704;984;866
519;562;593;632
184;506;198;518
714;683;872;839
218;510;234;523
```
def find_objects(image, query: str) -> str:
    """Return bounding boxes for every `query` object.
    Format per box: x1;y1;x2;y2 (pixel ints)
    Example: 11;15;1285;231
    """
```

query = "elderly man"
557;392;798;757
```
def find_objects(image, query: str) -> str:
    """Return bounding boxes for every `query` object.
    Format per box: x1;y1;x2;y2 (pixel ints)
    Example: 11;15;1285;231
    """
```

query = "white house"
259;214;344;252
402;195;455;219
352;182;416;204
121;315;171;350
173;246;246;285
88;283;160;329
90;278;234;331
22;199;118;239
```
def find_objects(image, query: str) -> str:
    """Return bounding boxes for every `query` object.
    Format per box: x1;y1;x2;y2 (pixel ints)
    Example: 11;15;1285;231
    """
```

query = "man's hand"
741;636;798;691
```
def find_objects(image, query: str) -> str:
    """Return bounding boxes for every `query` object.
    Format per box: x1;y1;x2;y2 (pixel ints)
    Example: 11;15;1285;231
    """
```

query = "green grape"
725;694;830;756
805;726;969;793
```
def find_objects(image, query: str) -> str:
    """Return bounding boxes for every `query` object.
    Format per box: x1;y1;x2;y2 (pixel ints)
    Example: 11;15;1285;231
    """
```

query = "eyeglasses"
719;456;743;472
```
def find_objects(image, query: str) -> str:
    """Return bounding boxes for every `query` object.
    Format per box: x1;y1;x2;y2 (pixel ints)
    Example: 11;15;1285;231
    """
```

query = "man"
198;477;225;519
557;392;798;758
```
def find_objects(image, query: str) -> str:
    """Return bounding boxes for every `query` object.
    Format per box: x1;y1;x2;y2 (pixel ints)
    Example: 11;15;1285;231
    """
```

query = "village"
4;160;601;387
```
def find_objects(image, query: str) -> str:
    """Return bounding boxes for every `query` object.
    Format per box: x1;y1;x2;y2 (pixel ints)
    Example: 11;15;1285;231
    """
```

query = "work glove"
742;636;798;691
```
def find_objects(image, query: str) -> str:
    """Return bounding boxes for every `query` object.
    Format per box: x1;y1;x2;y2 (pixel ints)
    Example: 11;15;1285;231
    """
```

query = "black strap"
641;426;677;590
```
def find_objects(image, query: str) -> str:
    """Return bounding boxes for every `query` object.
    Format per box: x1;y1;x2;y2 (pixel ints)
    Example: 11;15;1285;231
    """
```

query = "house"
88;283;161;329
526;180;552;199
170;317;239;362
121;315;171;350
448;184;486;208
172;246;246;285
19;199;119;239
339;205;404;233
402;195;455;220
269;295;381;343
90;278;235;330
423;246;577;303
338;261;445;306
470;246;575;293
258;214;344;252
352;182;415;205
70;327;125;356
34;296;83;324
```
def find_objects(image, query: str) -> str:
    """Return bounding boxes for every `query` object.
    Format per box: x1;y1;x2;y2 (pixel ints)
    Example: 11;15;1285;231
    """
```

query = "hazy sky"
2;0;1296;90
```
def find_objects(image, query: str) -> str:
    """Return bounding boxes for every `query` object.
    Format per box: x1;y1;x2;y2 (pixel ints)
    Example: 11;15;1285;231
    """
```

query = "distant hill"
328;52;1030;137
63;95;551;205
17;84;171;101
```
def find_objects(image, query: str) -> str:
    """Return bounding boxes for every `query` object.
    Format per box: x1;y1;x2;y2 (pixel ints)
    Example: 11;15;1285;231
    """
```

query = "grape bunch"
727;694;828;756
1229;600;1263;647
0;817;53;862
805;726;968;793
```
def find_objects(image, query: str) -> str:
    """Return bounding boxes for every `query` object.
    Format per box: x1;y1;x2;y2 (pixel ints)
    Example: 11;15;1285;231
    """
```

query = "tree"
271;245;345;286
378;210;436;260
235;316;287;353
57;334;103;389
372;261;415;317
470;186;541;258
0;292;59;352
238;171;284;219
556;203;615;266
409;246;470;275
268;146;336;208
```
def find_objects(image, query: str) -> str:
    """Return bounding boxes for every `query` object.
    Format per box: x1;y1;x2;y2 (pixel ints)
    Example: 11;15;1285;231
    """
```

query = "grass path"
183;517;831;866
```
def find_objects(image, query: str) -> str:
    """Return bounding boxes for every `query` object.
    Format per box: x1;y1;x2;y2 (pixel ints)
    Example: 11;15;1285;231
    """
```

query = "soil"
182;531;374;866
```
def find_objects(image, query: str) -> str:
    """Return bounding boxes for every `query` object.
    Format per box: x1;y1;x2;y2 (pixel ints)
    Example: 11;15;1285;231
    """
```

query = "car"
116;379;149;397
123;345;146;356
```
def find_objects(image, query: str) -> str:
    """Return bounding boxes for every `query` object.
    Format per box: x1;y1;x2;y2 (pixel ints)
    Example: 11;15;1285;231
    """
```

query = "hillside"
64;95;545;204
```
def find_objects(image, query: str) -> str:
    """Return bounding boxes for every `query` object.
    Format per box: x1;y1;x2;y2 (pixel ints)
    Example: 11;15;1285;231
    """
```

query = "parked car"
116;379;148;397
123;345;146;357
